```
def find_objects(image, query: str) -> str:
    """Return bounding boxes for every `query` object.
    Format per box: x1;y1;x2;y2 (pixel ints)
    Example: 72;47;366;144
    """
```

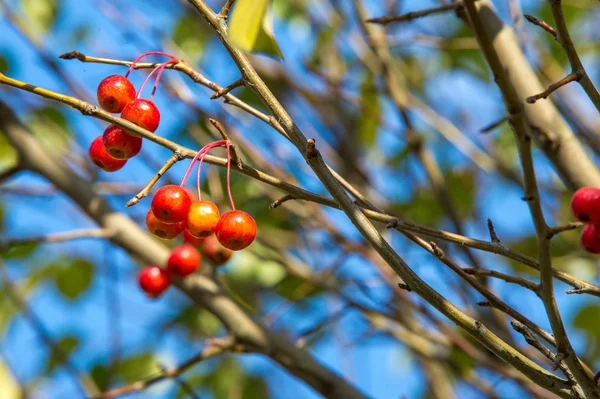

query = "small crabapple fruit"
151;185;191;224
183;229;205;246
138;266;170;298
201;234;233;266
571;187;600;223
167;244;202;277
580;224;600;254
88;135;127;172
102;125;142;159
186;201;220;238
215;210;256;251
97;75;136;113
146;210;185;239
121;99;160;133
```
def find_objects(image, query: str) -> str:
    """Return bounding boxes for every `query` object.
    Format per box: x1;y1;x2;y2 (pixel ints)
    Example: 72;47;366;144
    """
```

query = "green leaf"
117;353;160;383
573;304;600;359
0;55;9;74
162;306;223;339
0;134;19;169
229;0;282;58
210;357;244;399
0;292;16;336
46;335;79;373
90;363;110;391
172;14;209;62
358;71;381;146
21;0;58;33
1;242;38;259
55;259;93;301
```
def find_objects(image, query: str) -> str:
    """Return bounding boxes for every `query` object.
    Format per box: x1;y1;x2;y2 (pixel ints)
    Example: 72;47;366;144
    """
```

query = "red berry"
215;210;256;251
186;201;220;238
88;135;127;172
146;210;185;239
102;125;142;160
201;234;233;266
151;185;191;224
97;75;136;113
571;187;600;223
581;225;600;254
167;244;202;277
138;266;170;298
121;99;160;133
183;229;205;246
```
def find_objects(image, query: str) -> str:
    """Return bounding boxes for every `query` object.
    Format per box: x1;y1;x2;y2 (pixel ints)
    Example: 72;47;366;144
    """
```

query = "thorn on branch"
269;194;297;209
526;72;580;104
479;116;508;133
524;14;557;39
306;138;319;159
398;283;412;292
58;50;86;60
487;218;501;243
210;78;245;100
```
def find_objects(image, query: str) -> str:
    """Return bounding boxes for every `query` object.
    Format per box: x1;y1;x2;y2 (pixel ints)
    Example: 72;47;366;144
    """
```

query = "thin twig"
0;228;115;250
208;118;242;168
512;320;584;398
524;14;557;39
546;222;583;239
462;267;539;294
219;0;235;19
93;338;235;399
487;218;500;243
126;152;183;207
526;72;580;104
269;194;297;209
210;78;244;100
366;2;465;25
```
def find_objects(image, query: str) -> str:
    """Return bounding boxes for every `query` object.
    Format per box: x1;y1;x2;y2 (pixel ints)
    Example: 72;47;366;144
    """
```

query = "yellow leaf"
228;0;282;58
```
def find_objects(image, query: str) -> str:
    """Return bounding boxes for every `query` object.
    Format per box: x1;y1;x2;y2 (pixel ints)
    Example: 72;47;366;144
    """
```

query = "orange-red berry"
215;210;256;251
97;75;136;113
121;99;160;133
581;224;600;254
146;209;185;239
88;135;127;172
186;201;220;238
138;266;170;298
151;185;191;224
102;125;142;159
183;229;205;246
571;187;600;224
167;244;202;277
201;234;233;266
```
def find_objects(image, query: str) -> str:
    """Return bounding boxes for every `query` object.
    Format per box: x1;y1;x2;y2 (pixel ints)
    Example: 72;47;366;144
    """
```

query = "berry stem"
179;140;227;188
137;59;178;99
125;51;177;78
226;141;235;210
149;59;179;101
196;151;207;201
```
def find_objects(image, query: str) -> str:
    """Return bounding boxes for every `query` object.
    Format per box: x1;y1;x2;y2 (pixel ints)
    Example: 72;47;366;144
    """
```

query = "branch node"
397;283;412;292
210;78;245;100
306;138;319;159
386;218;399;229
429;241;444;259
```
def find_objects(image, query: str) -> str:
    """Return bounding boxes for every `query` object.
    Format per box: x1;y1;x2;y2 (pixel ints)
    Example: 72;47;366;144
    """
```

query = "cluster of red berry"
89;52;174;171
86;52;257;298
571;187;600;253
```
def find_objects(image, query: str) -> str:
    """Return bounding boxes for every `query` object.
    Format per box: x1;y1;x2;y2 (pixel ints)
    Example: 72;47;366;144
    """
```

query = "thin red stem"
137;60;177;99
149;59;178;101
196;151;207;201
226;141;235;210
180;140;227;189
125;51;176;78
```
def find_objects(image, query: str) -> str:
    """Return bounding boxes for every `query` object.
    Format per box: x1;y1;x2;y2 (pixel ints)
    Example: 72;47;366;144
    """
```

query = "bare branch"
366;2;465;25
526;72;581;104
126;152;183;207
524;14;557;39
